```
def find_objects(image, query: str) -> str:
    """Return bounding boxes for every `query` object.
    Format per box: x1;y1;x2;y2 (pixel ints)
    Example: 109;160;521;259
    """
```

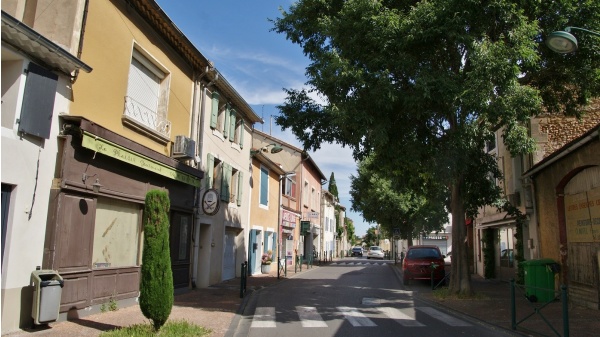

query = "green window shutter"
210;91;219;129
239;119;245;149
237;172;244;206
206;153;214;189
221;163;232;201
223;104;230;137
229;110;237;143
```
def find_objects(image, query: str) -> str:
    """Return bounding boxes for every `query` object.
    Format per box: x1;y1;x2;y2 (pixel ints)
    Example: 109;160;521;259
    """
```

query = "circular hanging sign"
202;189;220;216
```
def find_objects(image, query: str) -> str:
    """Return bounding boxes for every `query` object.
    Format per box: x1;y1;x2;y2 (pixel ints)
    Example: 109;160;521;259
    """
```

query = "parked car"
367;246;385;259
351;246;363;257
402;245;445;285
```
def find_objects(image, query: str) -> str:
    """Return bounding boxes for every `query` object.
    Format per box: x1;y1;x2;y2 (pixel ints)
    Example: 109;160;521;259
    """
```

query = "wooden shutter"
260;167;269;206
223;105;230;137
239;119;245;148
237;172;244;206
229;110;237;143
206;153;214;189
210;91;219;129
19;63;58;139
221;163;232;201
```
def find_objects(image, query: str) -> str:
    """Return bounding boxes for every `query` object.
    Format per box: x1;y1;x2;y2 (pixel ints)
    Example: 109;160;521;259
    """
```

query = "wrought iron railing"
123;96;171;138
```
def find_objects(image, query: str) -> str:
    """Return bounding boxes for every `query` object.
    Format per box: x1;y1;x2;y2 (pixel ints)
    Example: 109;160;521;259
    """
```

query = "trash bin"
521;259;558;303
31;268;64;325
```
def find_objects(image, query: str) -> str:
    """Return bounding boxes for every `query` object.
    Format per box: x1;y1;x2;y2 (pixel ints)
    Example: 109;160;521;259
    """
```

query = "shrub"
139;190;173;331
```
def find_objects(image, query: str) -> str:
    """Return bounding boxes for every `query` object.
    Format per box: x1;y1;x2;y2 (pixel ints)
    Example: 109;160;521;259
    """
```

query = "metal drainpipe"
71;0;90;84
190;67;216;287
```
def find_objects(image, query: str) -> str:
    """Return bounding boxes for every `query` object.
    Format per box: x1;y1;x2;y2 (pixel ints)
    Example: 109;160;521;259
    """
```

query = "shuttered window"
210;91;219;129
18;63;58;139
260;166;269;207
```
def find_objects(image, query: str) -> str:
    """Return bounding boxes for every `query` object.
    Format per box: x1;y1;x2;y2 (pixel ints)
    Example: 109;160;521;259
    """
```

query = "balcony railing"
123;96;171;139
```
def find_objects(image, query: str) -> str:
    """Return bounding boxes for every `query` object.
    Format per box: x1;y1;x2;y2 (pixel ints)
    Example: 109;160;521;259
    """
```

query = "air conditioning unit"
173;135;196;159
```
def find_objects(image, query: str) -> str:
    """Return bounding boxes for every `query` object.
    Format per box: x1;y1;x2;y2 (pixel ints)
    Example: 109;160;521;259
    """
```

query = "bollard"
240;262;247;298
277;257;281;280
510;279;516;330
561;285;569;337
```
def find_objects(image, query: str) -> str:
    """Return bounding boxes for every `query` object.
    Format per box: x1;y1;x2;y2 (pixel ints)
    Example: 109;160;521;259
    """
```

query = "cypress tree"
328;172;338;200
139;190;173;331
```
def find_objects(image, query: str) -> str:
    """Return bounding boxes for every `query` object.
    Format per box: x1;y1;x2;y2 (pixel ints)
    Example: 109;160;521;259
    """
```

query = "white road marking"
250;307;276;328
378;307;425;327
297;306;328;327
338;306;377;327
416;307;472;326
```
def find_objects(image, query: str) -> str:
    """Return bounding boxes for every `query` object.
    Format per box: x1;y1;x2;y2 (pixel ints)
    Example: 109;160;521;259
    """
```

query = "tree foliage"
272;0;599;295
350;155;448;245
345;217;356;245
140;190;173;331
328;172;339;199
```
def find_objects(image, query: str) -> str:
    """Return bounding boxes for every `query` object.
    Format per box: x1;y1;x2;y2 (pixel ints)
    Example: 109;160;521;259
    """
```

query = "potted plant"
261;250;273;274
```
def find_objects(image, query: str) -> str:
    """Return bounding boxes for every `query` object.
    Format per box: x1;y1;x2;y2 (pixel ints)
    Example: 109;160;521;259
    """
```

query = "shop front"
43;117;202;316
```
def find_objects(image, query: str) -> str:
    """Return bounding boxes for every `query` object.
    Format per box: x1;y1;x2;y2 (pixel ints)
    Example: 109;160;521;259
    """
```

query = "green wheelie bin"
521;259;559;303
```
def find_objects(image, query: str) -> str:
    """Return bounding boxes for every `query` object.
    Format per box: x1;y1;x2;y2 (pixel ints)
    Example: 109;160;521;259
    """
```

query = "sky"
155;0;373;236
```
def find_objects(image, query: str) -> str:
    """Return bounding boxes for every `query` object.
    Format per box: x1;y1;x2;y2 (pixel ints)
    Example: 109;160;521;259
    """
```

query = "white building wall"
1;56;71;333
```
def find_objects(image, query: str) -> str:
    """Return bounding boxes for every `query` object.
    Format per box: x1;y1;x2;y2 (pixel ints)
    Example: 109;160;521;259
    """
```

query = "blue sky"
155;0;372;236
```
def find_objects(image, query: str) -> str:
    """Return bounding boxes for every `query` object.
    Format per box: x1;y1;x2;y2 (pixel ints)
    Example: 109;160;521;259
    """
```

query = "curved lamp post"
546;26;600;53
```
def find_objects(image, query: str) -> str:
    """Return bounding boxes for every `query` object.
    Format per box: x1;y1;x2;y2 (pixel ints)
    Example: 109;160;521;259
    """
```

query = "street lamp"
250;143;283;155
546;26;600;53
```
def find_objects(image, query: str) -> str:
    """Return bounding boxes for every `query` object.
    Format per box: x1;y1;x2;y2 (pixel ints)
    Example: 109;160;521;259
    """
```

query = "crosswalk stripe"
338;306;377;327
297;306;328;327
415;307;472;326
250;307;276;328
378;307;425;327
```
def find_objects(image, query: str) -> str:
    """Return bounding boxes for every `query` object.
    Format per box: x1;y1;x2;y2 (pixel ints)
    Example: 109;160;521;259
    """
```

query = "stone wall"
537;99;600;159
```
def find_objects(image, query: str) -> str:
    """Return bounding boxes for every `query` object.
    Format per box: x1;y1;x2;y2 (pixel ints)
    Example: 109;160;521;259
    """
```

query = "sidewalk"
4;260;599;337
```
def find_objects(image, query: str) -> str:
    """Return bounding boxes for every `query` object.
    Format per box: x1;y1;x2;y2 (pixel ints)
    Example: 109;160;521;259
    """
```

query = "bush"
139;190;173;331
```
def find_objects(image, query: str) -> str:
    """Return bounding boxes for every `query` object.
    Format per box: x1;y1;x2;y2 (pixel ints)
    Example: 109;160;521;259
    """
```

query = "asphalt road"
233;257;515;337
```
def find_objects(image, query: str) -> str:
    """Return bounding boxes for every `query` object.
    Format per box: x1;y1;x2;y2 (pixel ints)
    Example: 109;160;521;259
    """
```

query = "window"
282;175;296;198
231;114;245;148
303;181;309;207
205;154;244;206
499;227;515;268
124;48;171;139
229;166;244;206
92;198;141;268
260;166;269;207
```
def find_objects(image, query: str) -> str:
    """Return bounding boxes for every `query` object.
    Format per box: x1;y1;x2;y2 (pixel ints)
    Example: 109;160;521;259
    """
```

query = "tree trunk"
448;180;472;295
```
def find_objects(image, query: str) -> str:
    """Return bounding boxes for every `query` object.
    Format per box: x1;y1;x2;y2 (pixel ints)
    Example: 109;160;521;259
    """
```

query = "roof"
1;11;92;75
252;129;328;181
126;0;261;124
523;123;600;178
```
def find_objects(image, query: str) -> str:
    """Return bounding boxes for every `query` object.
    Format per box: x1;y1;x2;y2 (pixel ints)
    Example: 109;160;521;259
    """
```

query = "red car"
402;245;445;285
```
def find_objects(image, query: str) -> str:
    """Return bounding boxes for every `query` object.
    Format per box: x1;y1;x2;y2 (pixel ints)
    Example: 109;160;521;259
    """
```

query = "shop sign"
82;131;200;187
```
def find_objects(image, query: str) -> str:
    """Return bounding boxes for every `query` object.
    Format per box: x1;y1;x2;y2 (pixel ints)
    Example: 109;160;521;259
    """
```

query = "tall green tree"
328;172;339;199
350;155;448;245
273;0;599;295
345;217;356;245
139;190;173;331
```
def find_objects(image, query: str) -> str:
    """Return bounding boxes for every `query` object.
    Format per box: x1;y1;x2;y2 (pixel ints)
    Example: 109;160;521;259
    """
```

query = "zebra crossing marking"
297;306;328;327
377;307;425;327
249;304;473;329
250;307;276;328
338;306;377;327
415;307;472;326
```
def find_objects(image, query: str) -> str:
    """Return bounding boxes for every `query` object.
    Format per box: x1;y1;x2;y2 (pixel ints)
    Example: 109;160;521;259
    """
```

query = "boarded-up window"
18;63;58;139
92;198;141;268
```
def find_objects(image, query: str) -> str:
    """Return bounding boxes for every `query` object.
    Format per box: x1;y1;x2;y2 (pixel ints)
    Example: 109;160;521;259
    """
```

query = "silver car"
367;246;384;259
